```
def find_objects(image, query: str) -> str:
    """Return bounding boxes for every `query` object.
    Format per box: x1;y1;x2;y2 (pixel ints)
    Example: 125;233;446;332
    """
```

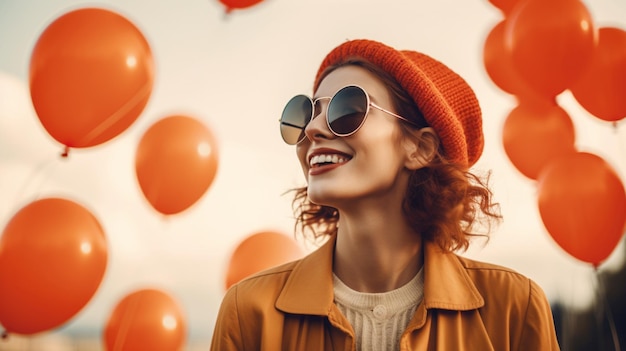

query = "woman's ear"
403;127;439;170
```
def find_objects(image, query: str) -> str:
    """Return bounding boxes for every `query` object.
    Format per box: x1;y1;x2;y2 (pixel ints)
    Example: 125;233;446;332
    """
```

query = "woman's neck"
332;208;424;293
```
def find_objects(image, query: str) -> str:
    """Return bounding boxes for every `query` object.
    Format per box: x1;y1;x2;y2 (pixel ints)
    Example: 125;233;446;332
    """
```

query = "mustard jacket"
211;236;560;350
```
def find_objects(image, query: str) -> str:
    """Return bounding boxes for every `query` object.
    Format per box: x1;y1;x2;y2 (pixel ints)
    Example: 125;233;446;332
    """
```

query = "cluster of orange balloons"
0;7;223;347
485;0;626;267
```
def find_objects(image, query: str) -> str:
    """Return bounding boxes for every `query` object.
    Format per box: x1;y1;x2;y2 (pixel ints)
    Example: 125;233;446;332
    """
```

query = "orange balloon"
537;152;626;266
502;100;576;179
505;0;596;98
0;198;107;335
570;27;626;122
219;0;264;13
135;115;219;215
104;288;186;351
29;8;154;149
225;231;304;290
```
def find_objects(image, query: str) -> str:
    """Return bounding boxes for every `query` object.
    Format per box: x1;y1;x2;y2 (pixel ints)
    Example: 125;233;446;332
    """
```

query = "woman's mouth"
308;152;352;175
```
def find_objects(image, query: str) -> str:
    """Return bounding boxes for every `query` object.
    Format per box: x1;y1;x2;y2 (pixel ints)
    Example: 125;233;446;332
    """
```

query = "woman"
211;39;560;350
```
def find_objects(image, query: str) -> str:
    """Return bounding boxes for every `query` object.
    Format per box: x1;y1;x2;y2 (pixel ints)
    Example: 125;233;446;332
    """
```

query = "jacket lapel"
403;242;493;351
275;236;336;315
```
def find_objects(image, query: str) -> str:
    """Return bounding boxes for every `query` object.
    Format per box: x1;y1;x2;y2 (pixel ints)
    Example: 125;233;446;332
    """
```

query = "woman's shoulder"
455;254;523;276
454;254;550;307
456;254;533;287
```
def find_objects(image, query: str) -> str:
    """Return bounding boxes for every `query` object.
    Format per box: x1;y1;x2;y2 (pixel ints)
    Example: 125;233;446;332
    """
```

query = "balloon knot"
61;146;70;158
1;330;8;340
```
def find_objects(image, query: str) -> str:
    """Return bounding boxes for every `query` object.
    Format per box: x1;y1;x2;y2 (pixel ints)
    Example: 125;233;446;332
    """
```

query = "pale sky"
0;0;625;345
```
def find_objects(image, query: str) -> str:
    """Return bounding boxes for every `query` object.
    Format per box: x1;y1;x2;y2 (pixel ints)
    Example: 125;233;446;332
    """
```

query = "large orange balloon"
135;115;219;215
225;231;304;290
505;0;596;98
537;152;626;266
29;8;154;149
570;27;626;122
502;100;576;179
0;198;108;335
104;288;186;351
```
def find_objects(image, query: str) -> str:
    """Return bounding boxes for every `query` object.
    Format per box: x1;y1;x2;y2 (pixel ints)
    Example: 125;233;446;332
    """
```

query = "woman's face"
296;65;414;208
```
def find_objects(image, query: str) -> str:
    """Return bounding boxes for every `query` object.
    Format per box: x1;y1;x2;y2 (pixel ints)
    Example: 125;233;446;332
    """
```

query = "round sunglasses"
279;85;418;145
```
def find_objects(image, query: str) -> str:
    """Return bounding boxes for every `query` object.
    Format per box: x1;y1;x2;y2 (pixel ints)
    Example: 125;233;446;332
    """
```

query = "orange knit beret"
313;39;484;168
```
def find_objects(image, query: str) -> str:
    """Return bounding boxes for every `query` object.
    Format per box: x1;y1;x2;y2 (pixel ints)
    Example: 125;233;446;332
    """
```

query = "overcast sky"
1;0;625;344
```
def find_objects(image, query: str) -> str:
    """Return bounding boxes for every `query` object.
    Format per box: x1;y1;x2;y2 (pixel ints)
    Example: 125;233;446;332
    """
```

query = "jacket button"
373;304;387;319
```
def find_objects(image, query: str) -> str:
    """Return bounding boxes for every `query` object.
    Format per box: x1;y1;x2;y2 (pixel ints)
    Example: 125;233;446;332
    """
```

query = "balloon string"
593;267;622;351
13;156;61;203
79;81;152;147
613;121;626;180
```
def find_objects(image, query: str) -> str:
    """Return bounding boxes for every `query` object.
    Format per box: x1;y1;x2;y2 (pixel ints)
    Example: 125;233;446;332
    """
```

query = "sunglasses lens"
280;95;312;144
327;86;368;135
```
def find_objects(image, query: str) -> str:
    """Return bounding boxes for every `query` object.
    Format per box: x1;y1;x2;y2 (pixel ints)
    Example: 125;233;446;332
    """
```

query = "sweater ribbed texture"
333;269;424;351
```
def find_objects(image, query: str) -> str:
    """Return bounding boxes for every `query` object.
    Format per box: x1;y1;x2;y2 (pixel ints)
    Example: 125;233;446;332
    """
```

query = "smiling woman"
210;39;561;351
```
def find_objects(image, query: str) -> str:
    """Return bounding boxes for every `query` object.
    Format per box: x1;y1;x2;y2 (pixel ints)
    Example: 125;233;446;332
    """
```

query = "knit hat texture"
313;39;484;168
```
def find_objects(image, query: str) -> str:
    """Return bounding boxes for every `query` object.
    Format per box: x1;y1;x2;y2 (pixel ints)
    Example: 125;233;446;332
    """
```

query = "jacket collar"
421;241;484;310
275;235;484;315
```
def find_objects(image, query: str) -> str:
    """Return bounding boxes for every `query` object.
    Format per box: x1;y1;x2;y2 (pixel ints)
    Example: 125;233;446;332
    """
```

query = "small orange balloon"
225;231;304;290
502;100;577;179
135;115;219;215
0;198;108;335
537;152;626;266
29;8;154;149
104;288;186;351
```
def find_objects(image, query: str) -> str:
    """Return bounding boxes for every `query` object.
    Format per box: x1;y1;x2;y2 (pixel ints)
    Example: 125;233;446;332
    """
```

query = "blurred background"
0;0;625;350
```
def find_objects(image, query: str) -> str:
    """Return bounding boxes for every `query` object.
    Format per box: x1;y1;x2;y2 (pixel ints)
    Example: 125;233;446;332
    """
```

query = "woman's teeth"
310;154;348;167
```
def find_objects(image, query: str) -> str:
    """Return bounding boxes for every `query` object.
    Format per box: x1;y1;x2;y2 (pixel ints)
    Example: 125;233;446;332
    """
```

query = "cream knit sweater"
333;269;424;351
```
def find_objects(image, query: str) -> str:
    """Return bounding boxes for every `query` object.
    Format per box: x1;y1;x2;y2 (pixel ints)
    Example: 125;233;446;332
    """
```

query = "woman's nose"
304;105;334;142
